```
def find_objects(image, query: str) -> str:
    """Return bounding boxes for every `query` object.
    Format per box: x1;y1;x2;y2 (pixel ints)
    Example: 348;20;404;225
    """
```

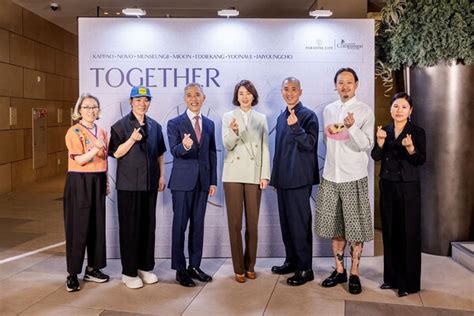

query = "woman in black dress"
371;92;426;297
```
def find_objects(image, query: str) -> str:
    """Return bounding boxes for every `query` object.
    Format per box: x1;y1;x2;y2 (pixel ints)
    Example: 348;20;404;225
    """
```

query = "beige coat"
222;109;270;184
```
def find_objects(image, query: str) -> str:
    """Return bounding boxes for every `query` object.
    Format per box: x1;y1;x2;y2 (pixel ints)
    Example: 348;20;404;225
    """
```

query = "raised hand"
182;133;193;150
287;109;298;126
94;136;106;150
402;133;415;154
229;118;239;135
344;112;355;128
376;126;387;148
130;128;142;142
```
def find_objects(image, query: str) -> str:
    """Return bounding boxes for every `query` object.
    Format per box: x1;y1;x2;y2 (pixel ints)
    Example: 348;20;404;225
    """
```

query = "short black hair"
334;67;359;84
391;92;413;108
232;80;259;106
129;97;151;101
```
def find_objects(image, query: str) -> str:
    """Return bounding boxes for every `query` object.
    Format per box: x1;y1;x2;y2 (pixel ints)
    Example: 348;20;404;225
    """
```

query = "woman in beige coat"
222;80;271;283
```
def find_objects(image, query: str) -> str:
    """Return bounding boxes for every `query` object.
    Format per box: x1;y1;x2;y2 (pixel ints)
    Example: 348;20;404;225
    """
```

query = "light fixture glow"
122;8;147;16
217;9;239;18
309;10;333;18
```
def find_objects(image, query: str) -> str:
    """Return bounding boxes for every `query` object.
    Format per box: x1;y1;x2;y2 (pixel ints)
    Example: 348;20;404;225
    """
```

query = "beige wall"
0;0;78;194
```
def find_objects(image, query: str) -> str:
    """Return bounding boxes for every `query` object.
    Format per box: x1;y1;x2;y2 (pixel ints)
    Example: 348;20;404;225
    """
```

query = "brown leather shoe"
235;274;246;283
245;271;256;279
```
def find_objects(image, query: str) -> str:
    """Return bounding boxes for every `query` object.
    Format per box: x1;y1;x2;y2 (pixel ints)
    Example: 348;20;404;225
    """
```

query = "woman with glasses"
63;93;110;292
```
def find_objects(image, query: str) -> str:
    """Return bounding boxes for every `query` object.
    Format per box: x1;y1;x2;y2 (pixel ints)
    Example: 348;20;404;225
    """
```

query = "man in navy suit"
270;77;320;286
167;83;217;287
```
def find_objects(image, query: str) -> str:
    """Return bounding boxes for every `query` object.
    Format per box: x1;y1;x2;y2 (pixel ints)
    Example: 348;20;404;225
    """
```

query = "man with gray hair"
270;77;320;286
167;83;217;287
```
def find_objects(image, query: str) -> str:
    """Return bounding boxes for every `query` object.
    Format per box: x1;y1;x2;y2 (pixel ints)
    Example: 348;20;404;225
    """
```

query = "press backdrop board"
79;18;375;258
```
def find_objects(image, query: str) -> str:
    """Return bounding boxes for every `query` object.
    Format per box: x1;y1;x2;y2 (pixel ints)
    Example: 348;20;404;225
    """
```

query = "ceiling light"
309;10;333;18
217;8;239;18
122;8;147;16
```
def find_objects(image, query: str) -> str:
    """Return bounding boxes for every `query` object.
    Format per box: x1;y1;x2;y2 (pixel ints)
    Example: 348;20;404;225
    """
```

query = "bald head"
281;77;301;90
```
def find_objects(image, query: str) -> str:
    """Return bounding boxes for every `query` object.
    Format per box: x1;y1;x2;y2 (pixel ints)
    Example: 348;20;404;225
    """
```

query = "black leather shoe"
176;270;196;287
380;283;393;290
287;270;314;286
398;290;408;297
271;262;297;275
321;269;347;287
187;266;212;282
348;275;362;294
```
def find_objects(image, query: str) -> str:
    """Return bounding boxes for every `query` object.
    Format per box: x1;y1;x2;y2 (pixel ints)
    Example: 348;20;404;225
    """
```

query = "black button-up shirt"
109;112;166;191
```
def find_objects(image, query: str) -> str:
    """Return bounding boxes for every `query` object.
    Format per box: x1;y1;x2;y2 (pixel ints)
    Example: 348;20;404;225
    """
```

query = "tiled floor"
0;176;473;315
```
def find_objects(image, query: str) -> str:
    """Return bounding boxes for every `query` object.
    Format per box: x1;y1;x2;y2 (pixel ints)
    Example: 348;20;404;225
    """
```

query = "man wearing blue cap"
109;86;167;289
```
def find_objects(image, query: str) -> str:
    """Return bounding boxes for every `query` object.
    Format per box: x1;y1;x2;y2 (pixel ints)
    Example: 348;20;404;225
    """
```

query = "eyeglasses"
81;106;99;111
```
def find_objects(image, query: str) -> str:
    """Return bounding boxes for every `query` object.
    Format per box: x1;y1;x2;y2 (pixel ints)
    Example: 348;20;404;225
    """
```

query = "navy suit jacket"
167;112;217;191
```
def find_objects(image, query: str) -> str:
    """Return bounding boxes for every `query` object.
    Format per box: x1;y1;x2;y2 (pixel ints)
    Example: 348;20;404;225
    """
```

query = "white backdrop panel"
78;18;375;258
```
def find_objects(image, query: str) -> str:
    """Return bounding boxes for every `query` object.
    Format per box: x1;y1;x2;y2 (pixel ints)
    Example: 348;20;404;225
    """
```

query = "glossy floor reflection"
0;176;473;315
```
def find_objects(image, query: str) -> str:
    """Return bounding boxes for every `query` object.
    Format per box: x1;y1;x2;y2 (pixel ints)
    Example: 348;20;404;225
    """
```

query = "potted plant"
375;0;472;92
375;0;473;256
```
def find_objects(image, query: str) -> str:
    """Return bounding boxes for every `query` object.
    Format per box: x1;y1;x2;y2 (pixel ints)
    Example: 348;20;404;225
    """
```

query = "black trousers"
380;179;421;293
117;190;158;277
276;185;313;271
63;172;107;275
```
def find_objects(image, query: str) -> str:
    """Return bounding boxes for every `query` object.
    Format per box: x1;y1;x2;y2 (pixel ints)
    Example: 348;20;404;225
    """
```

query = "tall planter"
409;63;473;256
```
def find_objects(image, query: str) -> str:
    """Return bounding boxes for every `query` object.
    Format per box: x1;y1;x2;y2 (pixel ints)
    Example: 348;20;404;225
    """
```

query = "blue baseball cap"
130;86;152;99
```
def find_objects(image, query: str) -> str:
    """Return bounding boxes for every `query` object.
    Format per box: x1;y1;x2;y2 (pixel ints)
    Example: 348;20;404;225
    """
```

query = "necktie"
194;116;201;143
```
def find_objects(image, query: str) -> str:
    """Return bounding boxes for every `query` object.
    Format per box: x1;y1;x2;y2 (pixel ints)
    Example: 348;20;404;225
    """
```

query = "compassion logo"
336;39;363;50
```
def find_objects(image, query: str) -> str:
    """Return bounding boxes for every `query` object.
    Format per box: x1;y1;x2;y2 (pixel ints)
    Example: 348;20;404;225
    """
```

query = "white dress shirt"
240;109;251;127
186;109;202;130
322;96;374;183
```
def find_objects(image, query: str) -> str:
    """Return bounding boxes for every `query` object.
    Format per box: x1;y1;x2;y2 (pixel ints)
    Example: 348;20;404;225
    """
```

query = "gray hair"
184;82;205;95
281;77;302;90
71;93;101;121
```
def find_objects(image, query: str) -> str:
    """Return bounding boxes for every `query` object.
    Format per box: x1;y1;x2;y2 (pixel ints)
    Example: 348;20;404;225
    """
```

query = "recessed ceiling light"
309;10;333;18
103;12;109;15
217;8;239;18
122;8;147;16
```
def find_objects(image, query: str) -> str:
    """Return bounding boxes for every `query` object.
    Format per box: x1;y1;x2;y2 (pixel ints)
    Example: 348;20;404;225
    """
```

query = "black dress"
371;122;426;293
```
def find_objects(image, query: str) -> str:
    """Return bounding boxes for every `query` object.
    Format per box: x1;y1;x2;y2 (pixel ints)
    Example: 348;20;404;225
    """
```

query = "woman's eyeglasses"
81;106;99;111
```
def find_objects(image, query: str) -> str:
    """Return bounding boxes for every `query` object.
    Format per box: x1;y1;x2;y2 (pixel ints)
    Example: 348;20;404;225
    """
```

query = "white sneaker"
138;270;159;284
122;274;144;289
